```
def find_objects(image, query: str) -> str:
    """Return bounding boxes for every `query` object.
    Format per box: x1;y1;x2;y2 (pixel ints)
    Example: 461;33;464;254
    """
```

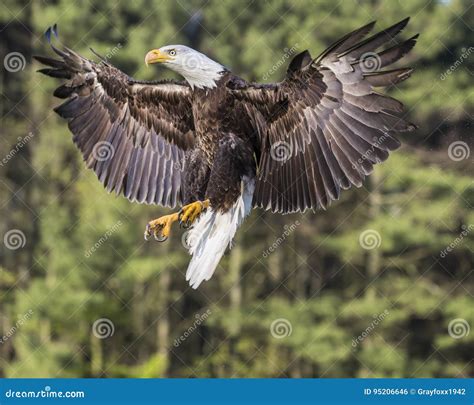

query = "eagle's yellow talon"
144;213;179;242
178;200;210;227
144;201;209;241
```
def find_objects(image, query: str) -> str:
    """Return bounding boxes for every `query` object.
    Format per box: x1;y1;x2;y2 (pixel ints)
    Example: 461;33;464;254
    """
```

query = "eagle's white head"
145;45;225;89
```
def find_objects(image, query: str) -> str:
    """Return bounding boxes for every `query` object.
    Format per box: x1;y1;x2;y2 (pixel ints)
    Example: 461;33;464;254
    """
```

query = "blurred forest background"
0;0;473;378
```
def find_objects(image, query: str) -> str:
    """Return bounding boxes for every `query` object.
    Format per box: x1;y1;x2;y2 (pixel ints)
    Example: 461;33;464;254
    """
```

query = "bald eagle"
35;18;417;288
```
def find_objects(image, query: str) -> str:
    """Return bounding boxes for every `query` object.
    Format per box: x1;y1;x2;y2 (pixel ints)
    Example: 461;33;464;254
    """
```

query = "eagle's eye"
168;49;176;56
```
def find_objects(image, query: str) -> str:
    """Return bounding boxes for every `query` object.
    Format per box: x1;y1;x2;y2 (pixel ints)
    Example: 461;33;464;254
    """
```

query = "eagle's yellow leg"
144;213;179;242
179;199;210;228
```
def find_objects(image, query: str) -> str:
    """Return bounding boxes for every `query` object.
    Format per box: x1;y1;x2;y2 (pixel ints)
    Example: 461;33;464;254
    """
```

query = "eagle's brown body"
185;72;257;211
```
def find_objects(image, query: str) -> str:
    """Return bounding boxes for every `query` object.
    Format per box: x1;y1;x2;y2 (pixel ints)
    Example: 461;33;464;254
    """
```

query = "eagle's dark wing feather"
231;18;417;214
35;46;195;208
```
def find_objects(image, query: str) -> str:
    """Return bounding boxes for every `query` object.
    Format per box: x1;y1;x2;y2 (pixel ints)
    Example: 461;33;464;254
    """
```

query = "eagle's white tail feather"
185;177;255;289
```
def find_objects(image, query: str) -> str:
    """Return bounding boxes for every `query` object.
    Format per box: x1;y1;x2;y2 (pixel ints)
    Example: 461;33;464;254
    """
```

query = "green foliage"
0;0;472;378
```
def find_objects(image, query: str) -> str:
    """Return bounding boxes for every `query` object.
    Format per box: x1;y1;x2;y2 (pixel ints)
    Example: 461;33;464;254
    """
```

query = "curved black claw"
178;212;185;228
144;223;152;241
144;223;161;242
144;221;169;242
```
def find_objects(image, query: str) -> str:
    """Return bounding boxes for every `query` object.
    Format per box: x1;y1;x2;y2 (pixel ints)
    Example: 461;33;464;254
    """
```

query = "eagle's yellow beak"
145;49;173;66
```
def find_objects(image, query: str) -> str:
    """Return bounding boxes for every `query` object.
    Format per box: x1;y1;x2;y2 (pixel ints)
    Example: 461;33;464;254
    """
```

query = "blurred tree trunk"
24;0;39;280
227;233;243;376
229;235;242;324
133;281;146;360
90;330;103;376
361;169;382;377
291;230;308;377
0;316;12;376
156;243;171;377
267;214;283;285
365;170;382;301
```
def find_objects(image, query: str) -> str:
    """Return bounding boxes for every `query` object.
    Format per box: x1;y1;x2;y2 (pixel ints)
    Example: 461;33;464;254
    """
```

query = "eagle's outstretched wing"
231;18;418;214
35;42;195;208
